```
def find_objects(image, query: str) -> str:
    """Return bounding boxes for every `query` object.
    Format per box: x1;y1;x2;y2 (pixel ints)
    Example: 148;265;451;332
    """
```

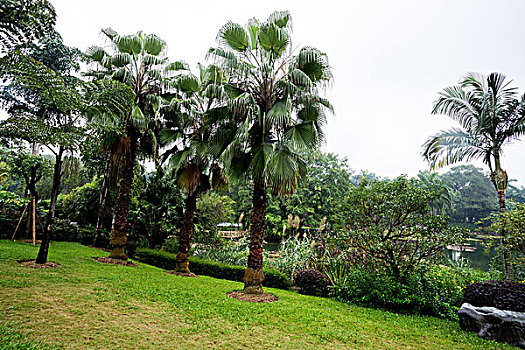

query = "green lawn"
0;240;516;349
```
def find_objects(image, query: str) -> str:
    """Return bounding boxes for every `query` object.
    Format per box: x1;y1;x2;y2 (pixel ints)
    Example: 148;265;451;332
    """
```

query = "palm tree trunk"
243;181;267;294
93;149;112;247
175;189;198;273
108;134;137;260
491;165;515;282
36;146;64;264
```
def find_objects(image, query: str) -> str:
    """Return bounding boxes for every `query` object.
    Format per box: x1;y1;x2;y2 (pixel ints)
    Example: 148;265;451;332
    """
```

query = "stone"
458;302;525;349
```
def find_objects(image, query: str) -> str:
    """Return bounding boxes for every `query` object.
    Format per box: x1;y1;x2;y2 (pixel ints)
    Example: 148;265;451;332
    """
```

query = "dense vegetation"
0;1;524;349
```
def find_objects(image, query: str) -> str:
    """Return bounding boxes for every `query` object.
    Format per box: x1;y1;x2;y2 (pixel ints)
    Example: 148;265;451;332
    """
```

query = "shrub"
293;269;331;297
135;248;290;290
265;237;317;278
194;238;249;266
464;280;525;312
329;264;495;320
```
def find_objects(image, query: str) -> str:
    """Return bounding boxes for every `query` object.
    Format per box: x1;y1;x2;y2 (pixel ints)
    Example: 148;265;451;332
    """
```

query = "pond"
444;236;498;271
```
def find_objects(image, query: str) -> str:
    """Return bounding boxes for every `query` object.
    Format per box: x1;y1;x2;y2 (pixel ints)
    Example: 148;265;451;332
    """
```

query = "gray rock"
458;302;525;349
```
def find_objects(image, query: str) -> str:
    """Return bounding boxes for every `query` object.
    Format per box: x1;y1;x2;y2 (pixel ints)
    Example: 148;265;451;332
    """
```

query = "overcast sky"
51;0;525;186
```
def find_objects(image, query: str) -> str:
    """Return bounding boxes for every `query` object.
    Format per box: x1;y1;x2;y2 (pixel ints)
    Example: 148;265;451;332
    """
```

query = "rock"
458;302;525;349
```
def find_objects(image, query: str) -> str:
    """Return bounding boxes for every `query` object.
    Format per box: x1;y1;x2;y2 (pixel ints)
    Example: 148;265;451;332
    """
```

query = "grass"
0;240;517;349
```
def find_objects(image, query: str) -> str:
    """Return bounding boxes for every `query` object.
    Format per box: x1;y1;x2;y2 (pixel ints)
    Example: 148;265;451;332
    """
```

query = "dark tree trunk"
108;133;137;260
93;149;112;247
36;146;64;264
175;189;198;273
243;181;267;294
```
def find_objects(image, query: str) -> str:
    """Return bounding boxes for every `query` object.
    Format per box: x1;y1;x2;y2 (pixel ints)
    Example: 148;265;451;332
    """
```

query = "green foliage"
342;176;468;278
59;177;110;227
0;0;56;52
195;238;249;266
264;237;317;278
128;167;184;248
0;190;26;236
134;248;290;290
329;264;494;320
441;165;498;225
194;192;235;244
481;202;525;280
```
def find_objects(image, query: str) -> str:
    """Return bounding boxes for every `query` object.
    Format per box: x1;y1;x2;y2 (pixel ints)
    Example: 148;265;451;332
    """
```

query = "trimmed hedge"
135;248;290;290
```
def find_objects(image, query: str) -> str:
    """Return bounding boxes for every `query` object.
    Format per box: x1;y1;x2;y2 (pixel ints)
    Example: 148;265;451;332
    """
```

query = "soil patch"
18;259;60;269
92;257;138;266
166;271;199;277
227;290;279;303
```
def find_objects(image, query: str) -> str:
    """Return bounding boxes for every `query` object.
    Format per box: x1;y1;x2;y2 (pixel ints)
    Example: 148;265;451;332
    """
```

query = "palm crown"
209;11;333;194
423;72;525;179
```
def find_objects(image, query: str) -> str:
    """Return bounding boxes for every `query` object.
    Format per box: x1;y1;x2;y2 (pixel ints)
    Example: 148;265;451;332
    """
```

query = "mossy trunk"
176;190;198;273
36;147;63;264
108;132;137;260
243;182;267;294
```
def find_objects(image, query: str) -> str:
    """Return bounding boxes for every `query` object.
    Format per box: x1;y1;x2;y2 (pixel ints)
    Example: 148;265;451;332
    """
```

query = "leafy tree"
194;192;235;244
128;167;183;250
0;50;133;263
422;72;525;280
0;0;56;52
1;148;51;243
483;202;525;281
342;177;467;278
210;11;333;293
440;165;498;225
160;64;232;273
85;28;186;260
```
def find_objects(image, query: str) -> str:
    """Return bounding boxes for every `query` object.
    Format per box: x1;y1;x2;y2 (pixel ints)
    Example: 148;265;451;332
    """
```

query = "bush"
293;269;330;297
328;264;495;320
464;280;525;312
265;237;317;278
135;248;290;290
194;238;249;266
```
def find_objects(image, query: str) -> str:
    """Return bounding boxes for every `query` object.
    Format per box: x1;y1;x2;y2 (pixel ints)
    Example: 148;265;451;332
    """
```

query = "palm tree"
85;28;187;260
422;72;525;281
160;64;232;273
209;11;333;294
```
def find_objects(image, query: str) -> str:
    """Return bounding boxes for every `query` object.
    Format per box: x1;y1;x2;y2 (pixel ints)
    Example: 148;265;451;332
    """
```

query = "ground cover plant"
0;240;518;349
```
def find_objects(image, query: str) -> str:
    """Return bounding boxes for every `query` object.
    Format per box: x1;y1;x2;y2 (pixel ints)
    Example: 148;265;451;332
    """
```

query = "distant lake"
445;236;497;271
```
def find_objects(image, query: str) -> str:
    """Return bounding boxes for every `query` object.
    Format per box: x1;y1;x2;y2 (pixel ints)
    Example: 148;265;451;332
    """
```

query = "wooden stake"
11;200;30;241
31;196;36;246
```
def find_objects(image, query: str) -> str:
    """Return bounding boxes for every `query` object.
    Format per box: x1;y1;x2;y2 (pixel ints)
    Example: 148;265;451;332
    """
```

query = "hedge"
134;248;290;290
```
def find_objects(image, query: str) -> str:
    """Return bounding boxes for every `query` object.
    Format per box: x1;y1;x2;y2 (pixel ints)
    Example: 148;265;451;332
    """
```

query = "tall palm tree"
85;29;187;260
209;11;333;294
422;72;525;280
160;64;232;273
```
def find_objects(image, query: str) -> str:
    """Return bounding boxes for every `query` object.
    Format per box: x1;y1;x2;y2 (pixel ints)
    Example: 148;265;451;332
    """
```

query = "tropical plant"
85;29;186;260
209;11;333;293
342;176;468;278
0;0;56;52
422;72;525;280
0;48;133;263
160;64;232;272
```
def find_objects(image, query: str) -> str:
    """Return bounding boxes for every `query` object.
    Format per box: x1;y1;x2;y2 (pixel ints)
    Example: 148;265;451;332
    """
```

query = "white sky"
51;0;525;186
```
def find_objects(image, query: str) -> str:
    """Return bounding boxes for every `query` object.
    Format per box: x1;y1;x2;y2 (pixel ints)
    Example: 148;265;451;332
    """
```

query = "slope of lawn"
0;240;517;349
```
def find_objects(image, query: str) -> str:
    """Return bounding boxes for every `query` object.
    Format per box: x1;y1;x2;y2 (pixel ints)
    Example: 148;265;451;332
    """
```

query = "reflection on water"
445;238;497;271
